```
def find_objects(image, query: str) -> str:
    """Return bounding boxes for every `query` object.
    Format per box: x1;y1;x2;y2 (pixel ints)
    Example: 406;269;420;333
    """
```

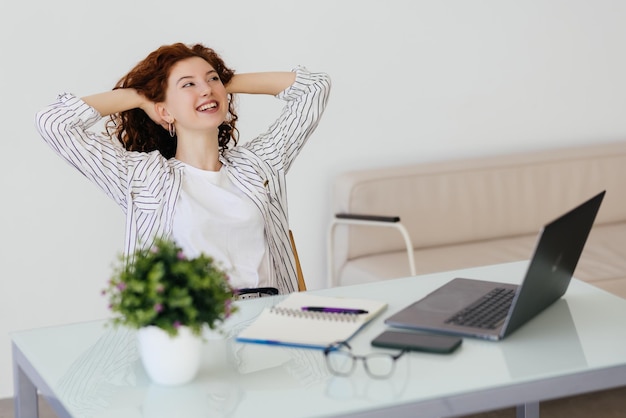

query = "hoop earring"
168;122;176;138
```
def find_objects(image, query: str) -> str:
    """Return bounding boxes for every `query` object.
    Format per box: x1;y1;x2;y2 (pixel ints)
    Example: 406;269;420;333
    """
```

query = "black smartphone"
371;330;462;354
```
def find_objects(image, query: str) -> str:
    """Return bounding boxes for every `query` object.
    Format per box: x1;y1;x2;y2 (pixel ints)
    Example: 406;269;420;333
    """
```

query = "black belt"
236;287;279;300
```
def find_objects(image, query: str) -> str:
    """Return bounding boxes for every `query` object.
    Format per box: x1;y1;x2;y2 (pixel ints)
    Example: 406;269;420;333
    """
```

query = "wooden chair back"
289;230;307;291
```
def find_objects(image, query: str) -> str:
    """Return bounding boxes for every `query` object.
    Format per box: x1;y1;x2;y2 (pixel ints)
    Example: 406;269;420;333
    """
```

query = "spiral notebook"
235;293;388;349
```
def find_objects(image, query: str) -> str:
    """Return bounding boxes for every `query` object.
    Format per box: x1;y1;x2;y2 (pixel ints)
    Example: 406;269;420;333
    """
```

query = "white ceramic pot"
137;325;202;386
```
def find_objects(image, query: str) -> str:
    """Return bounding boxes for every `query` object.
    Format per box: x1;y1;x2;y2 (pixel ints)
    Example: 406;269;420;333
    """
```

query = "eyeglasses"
323;341;407;379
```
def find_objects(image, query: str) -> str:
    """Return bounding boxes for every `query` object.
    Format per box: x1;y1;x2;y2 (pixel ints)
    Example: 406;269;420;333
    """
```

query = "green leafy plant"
103;237;238;337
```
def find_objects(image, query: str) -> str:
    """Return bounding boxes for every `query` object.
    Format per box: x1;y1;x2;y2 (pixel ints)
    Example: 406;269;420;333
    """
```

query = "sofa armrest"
335;213;401;223
327;213;417;288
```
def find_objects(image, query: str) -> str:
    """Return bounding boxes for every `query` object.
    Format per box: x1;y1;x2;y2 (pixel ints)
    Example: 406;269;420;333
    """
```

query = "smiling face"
157;56;229;136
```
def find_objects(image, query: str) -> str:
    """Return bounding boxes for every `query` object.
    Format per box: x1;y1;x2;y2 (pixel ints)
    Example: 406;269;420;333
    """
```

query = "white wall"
2;0;626;398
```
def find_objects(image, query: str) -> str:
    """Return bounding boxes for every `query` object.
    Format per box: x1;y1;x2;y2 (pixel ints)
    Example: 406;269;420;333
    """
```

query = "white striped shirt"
35;67;331;294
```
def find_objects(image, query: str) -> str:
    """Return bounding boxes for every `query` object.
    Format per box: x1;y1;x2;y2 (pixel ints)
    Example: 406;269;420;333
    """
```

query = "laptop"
384;190;605;341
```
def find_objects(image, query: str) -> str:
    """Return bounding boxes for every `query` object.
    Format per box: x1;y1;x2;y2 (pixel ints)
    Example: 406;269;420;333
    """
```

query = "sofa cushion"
338;222;626;299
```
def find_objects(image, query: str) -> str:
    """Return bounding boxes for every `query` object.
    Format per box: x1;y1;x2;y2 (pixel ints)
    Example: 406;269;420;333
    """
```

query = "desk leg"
516;402;539;418
13;356;39;418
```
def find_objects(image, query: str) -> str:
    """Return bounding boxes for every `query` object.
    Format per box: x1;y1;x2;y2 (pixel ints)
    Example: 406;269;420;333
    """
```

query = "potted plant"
102;237;238;386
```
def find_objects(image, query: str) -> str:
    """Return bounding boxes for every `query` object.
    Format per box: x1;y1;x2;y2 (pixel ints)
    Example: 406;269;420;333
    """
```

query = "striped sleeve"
243;67;331;174
35;93;131;211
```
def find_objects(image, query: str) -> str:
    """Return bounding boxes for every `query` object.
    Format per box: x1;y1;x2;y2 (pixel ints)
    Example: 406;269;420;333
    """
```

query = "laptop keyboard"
444;287;516;329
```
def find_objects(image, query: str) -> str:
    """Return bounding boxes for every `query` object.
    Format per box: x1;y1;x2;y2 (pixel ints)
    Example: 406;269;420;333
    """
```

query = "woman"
36;42;331;295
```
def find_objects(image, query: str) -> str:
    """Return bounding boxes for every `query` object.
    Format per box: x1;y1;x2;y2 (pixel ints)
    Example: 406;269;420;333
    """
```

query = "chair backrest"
289;230;307;291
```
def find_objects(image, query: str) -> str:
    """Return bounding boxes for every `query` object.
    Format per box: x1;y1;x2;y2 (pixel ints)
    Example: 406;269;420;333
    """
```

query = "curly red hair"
106;43;238;158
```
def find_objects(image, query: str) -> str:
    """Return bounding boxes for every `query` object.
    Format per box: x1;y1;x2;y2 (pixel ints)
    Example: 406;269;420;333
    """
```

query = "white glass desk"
12;261;626;418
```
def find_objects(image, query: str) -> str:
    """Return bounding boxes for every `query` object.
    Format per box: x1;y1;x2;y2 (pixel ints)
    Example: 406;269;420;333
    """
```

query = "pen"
302;307;369;315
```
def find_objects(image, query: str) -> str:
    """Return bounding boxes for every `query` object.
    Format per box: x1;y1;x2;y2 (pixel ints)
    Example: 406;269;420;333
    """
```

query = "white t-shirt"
172;164;270;290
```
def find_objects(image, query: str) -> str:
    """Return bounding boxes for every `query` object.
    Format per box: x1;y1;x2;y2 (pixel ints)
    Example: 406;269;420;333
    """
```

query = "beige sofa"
328;141;626;299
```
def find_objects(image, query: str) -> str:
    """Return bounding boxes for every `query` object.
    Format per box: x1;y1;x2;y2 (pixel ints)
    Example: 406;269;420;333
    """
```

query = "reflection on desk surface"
500;299;587;379
54;323;332;417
